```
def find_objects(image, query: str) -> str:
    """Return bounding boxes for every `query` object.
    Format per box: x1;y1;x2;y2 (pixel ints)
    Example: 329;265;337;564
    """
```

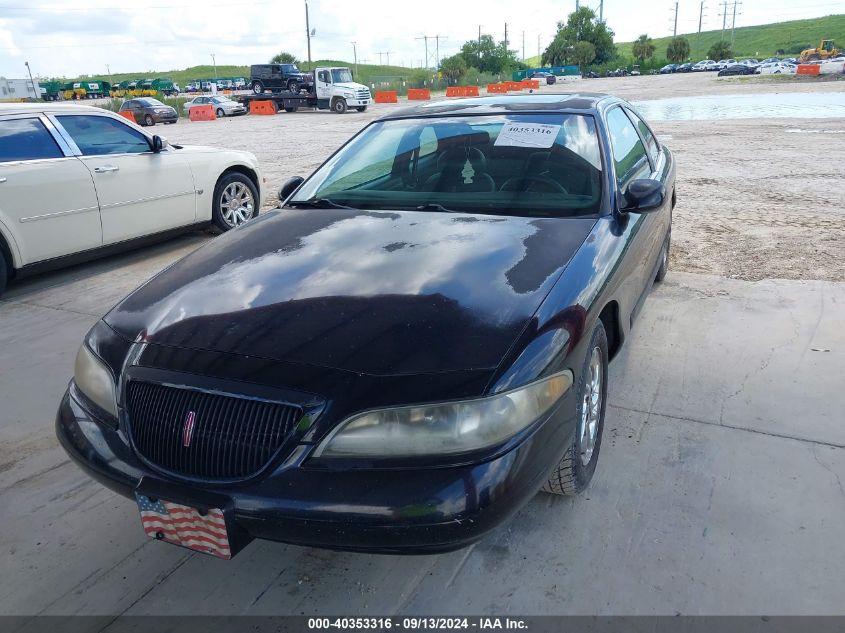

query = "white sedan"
183;95;247;117
0;103;264;296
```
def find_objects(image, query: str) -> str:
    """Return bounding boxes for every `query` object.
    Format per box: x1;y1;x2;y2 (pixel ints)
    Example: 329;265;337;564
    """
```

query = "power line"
0;0;276;9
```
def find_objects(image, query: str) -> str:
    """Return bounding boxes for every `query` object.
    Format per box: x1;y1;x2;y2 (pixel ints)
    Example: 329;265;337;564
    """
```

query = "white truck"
238;66;371;114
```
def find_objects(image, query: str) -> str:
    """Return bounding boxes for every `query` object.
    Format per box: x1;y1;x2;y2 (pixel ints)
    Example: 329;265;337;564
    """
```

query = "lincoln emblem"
182;411;196;448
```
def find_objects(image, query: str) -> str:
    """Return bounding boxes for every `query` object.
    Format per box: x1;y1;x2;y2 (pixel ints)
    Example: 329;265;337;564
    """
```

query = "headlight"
314;370;573;458
74;344;118;417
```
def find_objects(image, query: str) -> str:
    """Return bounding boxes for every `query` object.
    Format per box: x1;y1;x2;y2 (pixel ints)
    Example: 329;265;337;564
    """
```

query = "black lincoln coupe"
57;94;675;557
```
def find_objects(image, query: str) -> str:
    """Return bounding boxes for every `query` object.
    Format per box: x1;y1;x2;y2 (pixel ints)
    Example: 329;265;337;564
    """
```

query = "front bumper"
56;385;577;555
343;97;370;107
154;111;178;123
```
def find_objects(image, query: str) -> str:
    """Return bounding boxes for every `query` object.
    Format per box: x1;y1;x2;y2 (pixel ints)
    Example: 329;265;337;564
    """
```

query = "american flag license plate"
135;493;231;559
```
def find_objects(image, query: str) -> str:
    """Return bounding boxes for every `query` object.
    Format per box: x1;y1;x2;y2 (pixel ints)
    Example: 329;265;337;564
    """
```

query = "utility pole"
522;31;525;61
416;36;429;69
210;53;217;81
720;0;728;39
538;34;541;62
697;2;706;57
478;25;482;49
672;2;679;37
730;1;741;46
24;61;37;99
304;0;312;66
351;41;358;76
504;23;508;52
599;0;604;21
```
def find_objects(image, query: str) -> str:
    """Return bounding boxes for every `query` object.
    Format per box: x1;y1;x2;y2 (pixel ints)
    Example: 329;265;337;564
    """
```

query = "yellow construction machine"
799;39;840;63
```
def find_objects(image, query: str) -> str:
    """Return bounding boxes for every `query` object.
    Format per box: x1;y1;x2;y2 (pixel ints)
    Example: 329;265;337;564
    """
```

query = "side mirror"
151;135;168;153
621;179;665;213
279;176;305;202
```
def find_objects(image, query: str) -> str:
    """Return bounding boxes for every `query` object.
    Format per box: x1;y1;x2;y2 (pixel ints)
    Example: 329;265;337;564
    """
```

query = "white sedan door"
0;115;102;266
52;113;197;245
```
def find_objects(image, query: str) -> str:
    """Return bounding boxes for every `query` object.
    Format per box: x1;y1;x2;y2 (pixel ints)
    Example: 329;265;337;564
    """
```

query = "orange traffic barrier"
118;110;136;122
189;104;216;121
487;83;508;93
520;79;540;89
796;64;820;76
249;100;277;115
407;88;431;100
374;91;398;103
505;81;523;91
445;86;481;97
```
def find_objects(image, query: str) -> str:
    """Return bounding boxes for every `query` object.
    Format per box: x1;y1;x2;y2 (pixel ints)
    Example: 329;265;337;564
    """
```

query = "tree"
666;37;691;63
440;54;467;84
707;40;733;61
572;41;596;67
542;7;616;66
459;34;522;73
270;51;299;64
632;34;656;63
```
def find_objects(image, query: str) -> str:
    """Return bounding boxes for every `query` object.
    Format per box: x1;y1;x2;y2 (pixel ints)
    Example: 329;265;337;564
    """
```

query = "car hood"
105;209;595;376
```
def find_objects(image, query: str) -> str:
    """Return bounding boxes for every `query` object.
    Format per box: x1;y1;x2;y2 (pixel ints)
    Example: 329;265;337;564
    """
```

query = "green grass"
616;14;845;60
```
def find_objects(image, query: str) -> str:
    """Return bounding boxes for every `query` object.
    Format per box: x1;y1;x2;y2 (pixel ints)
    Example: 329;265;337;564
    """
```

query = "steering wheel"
501;175;568;194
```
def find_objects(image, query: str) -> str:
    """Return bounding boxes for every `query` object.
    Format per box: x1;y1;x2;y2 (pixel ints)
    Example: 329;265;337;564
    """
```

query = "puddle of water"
632;92;845;121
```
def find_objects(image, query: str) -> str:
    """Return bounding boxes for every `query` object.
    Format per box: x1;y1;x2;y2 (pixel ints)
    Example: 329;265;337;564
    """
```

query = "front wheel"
212;173;259;231
0;253;7;298
332;98;348;114
287;80;300;93
144;114;154;126
216;108;225;118
355;106;367;112
543;320;608;496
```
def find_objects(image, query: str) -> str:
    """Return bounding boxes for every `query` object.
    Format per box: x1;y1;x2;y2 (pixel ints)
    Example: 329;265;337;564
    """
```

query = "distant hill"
617;14;845;60
524;14;843;68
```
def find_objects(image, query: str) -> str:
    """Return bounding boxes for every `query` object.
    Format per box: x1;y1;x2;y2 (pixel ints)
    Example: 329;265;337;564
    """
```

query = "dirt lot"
165;72;845;282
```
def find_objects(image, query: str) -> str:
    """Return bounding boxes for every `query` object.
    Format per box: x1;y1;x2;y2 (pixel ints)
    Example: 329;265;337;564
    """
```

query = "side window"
317;70;329;83
418;127;438;157
56;115;150;156
0;117;63;162
606;107;650;186
625;108;659;166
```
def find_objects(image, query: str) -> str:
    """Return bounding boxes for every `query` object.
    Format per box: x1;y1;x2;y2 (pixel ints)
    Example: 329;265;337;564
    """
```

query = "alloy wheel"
220;182;255;227
579;346;603;466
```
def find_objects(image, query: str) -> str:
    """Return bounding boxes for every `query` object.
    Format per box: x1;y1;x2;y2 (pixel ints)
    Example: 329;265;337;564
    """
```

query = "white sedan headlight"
314;370;573;458
74;344;118;417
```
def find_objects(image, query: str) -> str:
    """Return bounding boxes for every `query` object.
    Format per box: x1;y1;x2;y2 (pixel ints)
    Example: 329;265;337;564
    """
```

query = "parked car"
584;71;600;78
692;59;715;71
184;95;247;117
529;71;556;85
758;61;796;75
56;93;675;557
715;59;737;70
250;63;311;94
119;98;178;126
675;63;694;73
0;103;264;297
630;65;641;76
718;63;755;76
659;64;677;74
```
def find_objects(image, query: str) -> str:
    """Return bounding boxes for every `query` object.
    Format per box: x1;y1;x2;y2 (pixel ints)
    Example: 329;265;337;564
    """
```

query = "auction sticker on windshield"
494;122;561;148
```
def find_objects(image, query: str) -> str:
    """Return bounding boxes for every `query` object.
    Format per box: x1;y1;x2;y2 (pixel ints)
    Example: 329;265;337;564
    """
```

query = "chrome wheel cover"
220;182;255;227
579;346;603;466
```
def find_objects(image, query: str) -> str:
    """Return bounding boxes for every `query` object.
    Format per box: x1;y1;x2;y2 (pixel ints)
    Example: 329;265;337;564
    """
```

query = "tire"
543;320;608;496
212;172;259;232
355;106;367;112
216;108;225;118
144;114;154;127
252;81;264;94
655;232;670;282
0;252;7;298
287;80;300;94
332;98;348;114
284;106;297;113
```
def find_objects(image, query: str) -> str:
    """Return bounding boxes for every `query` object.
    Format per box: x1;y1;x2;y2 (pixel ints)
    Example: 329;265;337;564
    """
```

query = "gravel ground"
162;72;845;282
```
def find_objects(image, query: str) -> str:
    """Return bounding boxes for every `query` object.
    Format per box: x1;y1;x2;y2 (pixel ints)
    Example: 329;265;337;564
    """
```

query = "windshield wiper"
288;198;358;210
415;203;460;213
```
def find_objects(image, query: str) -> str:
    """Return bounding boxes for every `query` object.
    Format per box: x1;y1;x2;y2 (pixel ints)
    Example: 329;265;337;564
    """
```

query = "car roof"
0;102;105;116
380;93;618;120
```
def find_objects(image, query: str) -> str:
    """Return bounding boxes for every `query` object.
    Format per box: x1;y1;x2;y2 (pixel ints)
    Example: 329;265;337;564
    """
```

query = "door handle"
94;165;120;173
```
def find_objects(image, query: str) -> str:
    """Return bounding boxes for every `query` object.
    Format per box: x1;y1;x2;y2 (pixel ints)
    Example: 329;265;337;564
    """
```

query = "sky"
1;0;843;79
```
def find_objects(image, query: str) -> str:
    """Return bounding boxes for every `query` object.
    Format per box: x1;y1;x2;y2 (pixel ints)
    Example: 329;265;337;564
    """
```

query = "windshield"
290;114;603;218
332;68;354;83
211;97;231;104
138;98;165;107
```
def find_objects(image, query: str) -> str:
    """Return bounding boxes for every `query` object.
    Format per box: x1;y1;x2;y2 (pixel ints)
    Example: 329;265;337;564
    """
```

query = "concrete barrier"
796;64;821;76
374;91;398;103
407;88;431;100
118;110;136;122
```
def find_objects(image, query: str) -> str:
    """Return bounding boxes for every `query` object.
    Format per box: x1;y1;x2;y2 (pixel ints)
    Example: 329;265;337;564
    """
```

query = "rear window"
0;118;63;162
291;113;603;218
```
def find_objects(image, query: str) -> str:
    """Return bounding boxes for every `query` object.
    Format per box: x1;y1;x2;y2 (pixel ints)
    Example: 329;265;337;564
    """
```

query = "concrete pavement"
1;239;843;616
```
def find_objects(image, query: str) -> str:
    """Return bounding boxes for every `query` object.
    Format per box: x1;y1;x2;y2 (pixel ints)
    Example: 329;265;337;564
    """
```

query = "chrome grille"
126;381;302;480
